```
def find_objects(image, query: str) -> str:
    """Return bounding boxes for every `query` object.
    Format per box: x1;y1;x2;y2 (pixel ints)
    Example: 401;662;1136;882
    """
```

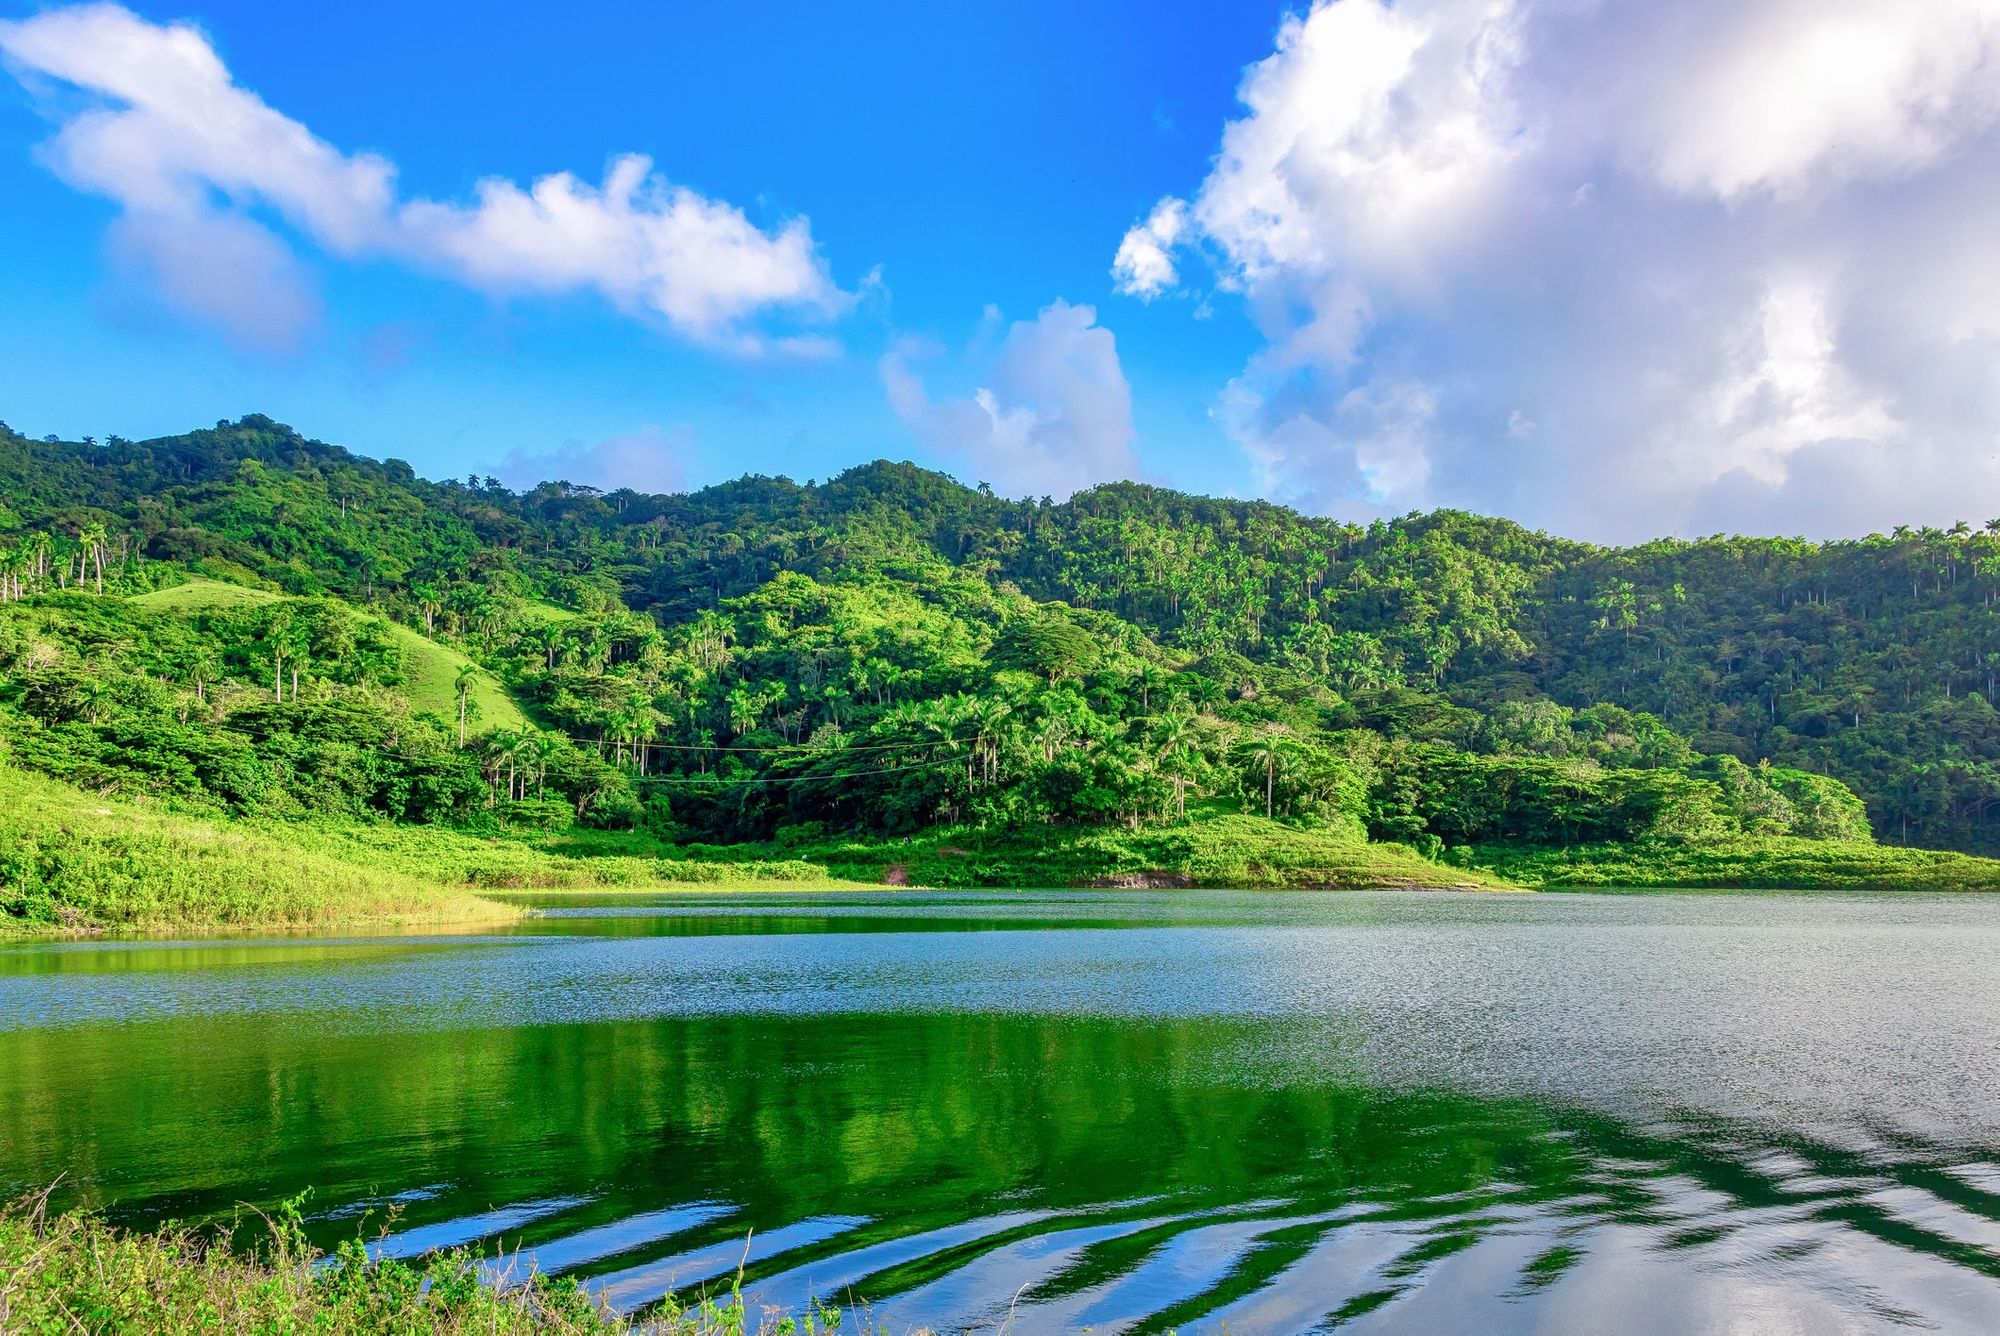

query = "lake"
4;889;2000;1332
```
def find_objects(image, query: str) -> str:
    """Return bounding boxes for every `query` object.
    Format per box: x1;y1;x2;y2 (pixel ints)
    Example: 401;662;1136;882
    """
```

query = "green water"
4;890;2000;1331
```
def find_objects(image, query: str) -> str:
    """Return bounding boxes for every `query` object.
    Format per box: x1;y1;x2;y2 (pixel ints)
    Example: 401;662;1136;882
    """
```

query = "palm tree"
973;698;1013;785
725;684;762;738
78;523;107;594
189;649;222;705
481;729;521;801
1152;710;1198;820
1134;663;1164;715
454;664;478;746
531;732;567;800
1233;725;1299;821
609;698;657;770
264;607;298;702
0;542;24;602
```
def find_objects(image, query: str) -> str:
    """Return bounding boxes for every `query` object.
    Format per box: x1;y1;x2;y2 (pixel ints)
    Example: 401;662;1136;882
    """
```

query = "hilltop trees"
5;415;2000;852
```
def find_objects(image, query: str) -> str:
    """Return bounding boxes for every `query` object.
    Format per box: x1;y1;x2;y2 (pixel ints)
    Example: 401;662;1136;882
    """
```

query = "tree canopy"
0;415;1988;855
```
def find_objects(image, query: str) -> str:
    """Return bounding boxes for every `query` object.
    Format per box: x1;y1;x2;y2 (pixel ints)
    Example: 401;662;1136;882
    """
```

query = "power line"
629;754;967;786
601;731;980;754
267;737;970;788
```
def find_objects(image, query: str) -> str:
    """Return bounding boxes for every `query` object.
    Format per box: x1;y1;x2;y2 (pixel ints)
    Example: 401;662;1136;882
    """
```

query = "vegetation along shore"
7;414;2000;936
0;1192;867;1335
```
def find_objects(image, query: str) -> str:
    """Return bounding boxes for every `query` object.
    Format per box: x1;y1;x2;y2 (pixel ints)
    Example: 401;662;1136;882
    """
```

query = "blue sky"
0;1;1281;499
4;1;2000;538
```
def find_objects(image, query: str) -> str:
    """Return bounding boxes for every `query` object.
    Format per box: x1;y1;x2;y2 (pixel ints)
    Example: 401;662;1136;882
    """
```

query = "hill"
127;579;530;732
5;412;2000;930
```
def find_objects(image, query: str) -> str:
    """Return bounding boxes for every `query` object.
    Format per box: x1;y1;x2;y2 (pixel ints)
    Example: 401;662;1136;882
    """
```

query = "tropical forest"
5;413;2000;936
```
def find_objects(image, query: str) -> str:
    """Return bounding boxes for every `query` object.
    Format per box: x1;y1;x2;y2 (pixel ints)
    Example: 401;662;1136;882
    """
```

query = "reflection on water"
3;890;2000;1331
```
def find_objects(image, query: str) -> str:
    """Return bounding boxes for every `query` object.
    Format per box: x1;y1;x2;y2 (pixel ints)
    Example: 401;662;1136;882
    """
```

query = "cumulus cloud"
0;3;846;353
882;300;1138;499
496;425;692;495
1115;0;2000;538
1110;198;1188;299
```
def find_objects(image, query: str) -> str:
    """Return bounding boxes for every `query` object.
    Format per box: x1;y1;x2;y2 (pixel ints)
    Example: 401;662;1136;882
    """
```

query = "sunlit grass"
786;812;1519;891
1462;837;2000;891
0;1192;874;1335
127;578;531;732
0;762;520;936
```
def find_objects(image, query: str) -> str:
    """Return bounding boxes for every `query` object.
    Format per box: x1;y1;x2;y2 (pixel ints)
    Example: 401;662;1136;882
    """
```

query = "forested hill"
0;413;1994;856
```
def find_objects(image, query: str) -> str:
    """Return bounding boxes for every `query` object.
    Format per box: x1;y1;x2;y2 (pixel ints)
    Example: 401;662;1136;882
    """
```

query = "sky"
1;0;1998;541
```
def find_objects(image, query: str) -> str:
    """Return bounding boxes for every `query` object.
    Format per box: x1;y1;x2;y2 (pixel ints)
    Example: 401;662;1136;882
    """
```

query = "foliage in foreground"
0;1193;863;1335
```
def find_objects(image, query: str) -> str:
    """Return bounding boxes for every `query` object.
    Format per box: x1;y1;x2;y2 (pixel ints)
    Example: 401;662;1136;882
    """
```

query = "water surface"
3;889;1999;1332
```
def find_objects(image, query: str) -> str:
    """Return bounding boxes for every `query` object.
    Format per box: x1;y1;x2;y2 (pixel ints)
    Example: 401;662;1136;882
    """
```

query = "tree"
454;663;478;747
1151;709;1199;820
1233;725;1301;821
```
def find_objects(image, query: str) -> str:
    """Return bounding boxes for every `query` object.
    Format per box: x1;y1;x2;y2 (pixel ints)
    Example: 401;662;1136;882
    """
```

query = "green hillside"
126;579;279;611
129;579;529;732
378;620;527;732
7;413;2000;933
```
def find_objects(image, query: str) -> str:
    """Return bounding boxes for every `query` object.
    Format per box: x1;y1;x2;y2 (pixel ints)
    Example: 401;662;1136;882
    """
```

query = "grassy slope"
786;814;1516;891
276;821;858;891
1465;838;2000;892
0;757;887;937
0;762;518;935
127;579;529;732
0;760;874;935
378;620;528;732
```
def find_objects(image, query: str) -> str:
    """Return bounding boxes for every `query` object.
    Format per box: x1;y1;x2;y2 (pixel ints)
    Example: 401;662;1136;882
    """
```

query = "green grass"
0;1193;864;1335
273;820;863;892
377;620;529;732
0;762;519;935
1461;837;2000;891
517;600;582;625
0;756;871;936
126;577;283;611
127;578;530;733
784;814;1517;891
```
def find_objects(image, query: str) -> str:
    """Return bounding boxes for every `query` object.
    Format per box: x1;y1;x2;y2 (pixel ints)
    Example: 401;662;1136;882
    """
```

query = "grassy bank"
0;761;873;936
1462;837;2000;891
783;813;1515;891
0;763;519;936
269;821;860;892
0;1194;859;1335
16;745;2000;940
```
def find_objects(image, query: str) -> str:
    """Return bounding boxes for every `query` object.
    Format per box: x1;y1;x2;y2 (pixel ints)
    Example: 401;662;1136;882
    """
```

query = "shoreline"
15;875;1999;943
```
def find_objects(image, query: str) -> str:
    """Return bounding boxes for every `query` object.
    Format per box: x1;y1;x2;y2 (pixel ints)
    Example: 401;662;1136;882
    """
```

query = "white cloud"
0;3;846;352
1611;0;2000;201
1118;0;2000;538
399;157;843;355
1110;197;1188;299
882;300;1138;499
497;425;692;495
